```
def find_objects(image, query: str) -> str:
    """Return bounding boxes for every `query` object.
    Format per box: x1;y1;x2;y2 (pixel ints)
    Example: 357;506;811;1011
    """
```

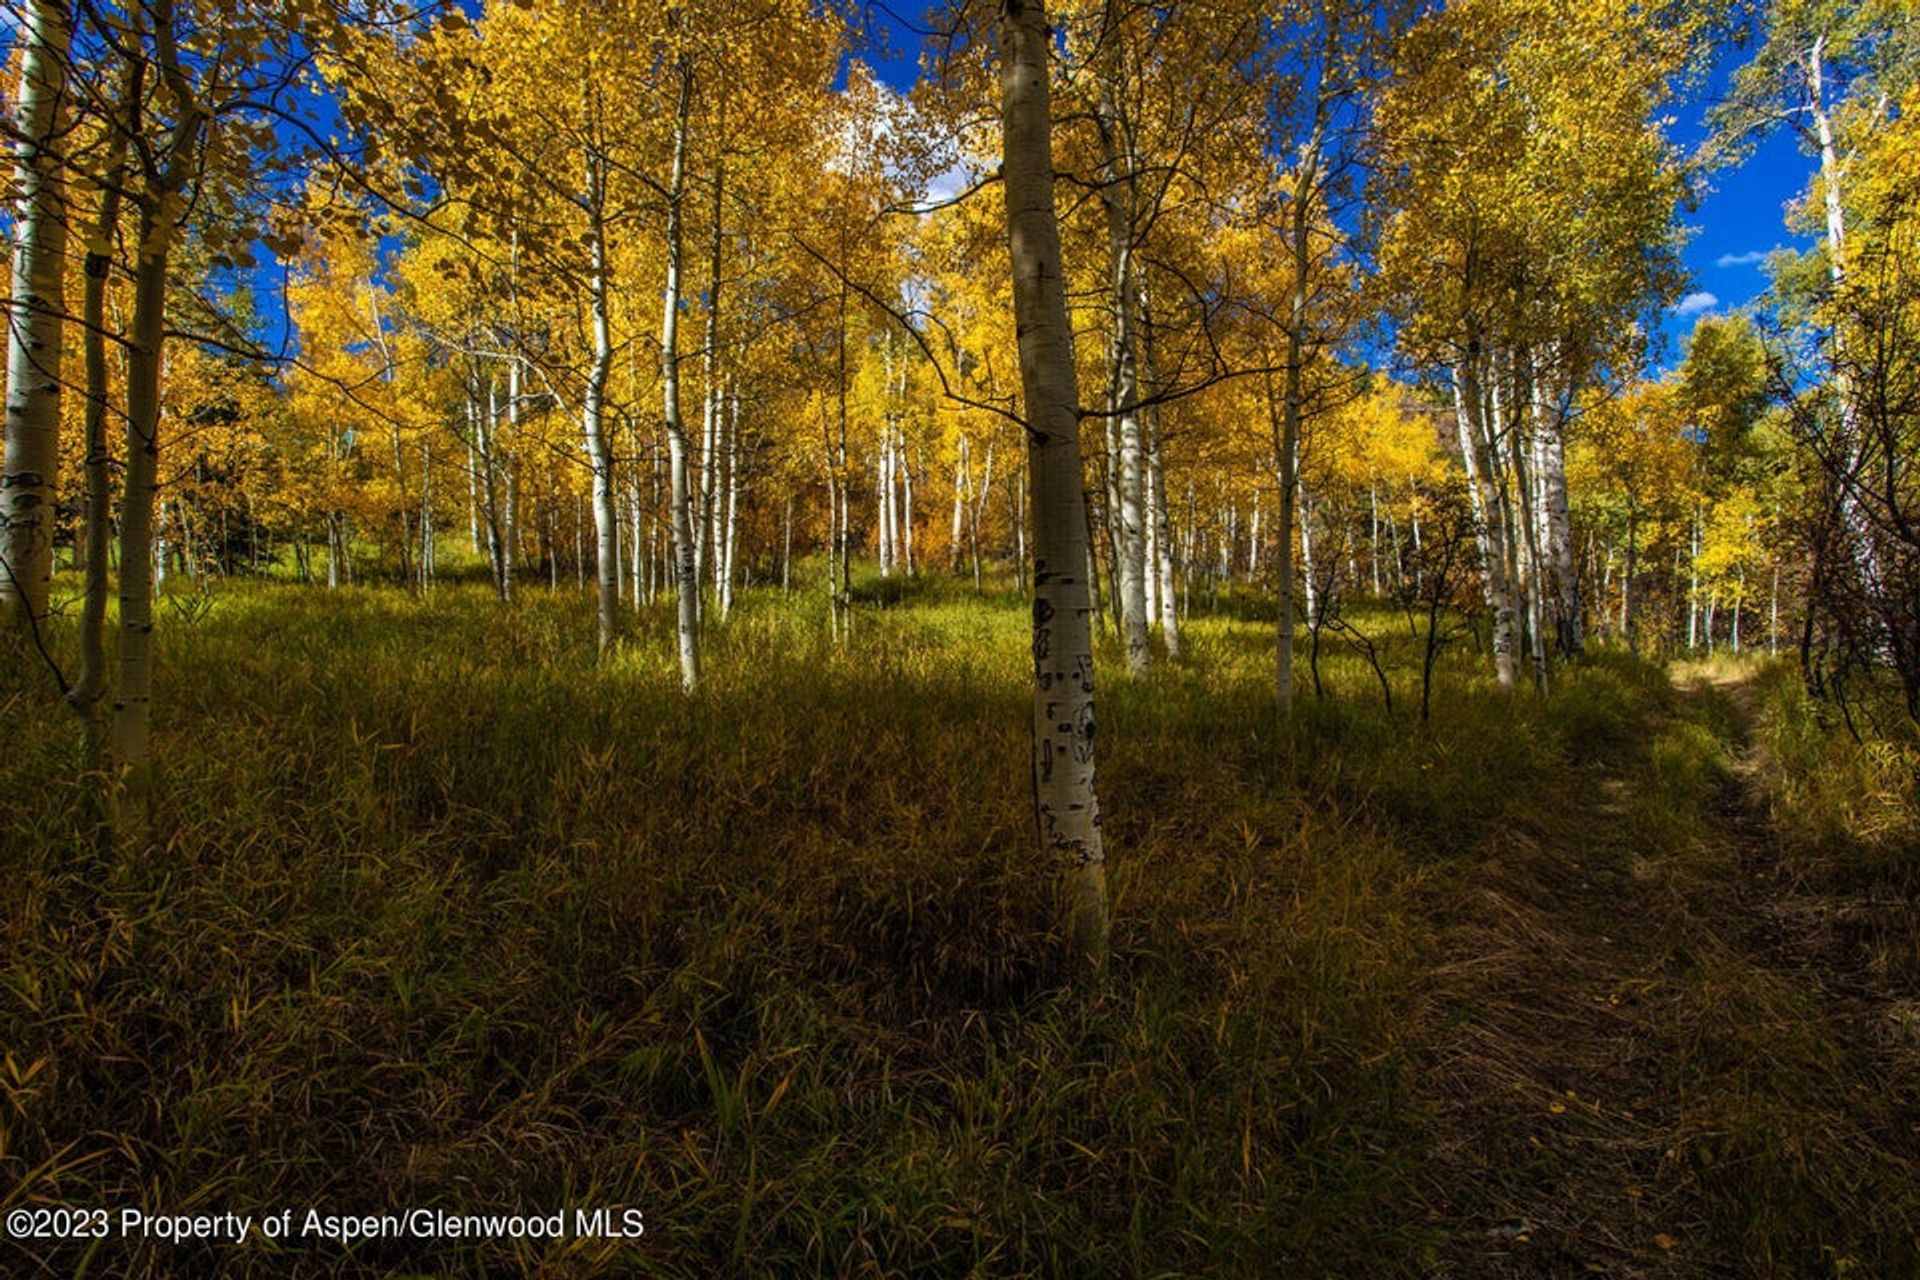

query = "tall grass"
1748;661;1920;873
0;577;1900;1276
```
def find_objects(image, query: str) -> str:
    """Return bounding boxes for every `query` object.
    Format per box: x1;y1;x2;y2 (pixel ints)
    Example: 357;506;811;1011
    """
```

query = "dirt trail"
1414;671;1920;1278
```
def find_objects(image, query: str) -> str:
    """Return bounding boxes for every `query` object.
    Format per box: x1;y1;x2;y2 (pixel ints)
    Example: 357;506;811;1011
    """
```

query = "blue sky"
1661;45;1820;362
847;3;1817;373
237;4;1815;373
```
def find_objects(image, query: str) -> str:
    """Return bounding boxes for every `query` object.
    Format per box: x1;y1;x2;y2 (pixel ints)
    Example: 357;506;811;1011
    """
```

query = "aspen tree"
661;56;702;691
113;0;216;822
1;0;74;625
71;59;141;782
999;0;1107;968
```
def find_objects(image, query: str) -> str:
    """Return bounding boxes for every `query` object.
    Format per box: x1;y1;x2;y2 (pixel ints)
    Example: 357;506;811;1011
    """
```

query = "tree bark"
1095;79;1150;674
1267;368;1299;717
111;207;172;823
697;158;725;612
1142;330;1179;658
1;0;73;624
661;59;701;691
719;380;739;618
583;142;620;650
72;57;138;783
1452;348;1517;688
1000;0;1107;970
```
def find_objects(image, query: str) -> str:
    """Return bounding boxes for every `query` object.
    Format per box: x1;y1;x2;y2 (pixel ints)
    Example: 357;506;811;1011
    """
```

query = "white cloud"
919;162;968;208
1715;248;1778;269
1675;291;1719;317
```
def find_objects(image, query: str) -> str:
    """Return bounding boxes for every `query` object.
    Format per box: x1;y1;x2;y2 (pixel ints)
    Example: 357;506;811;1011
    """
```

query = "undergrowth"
0;578;1907;1276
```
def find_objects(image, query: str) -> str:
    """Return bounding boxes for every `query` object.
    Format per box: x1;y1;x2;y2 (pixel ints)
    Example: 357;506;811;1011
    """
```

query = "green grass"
1;575;1912;1277
1747;660;1920;876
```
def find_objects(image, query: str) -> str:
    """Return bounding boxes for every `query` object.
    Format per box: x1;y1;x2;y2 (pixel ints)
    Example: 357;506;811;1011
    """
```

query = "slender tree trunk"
697;157;726;614
1688;510;1700;651
1733;569;1744;653
1140;306;1179;658
71;63;136;783
1453;348;1517;688
583;142;620;650
951;444;967;574
1507;361;1549;692
878;422;895;576
781;492;793;594
1012;462;1027;590
903;442;916;575
1806;35;1881;596
661;61;701;691
719;382;740;618
112;197;184;826
1143;460;1159;619
1770;565;1779;656
479;380;506;599
421;441;434;589
1101;407;1123;635
504;360;521;599
1096;81;1150;674
466;438;480;554
1267;367;1298;718
1277;127;1320;713
1367;486;1380;595
1000;0;1107;970
325;511;340;589
1;0;73;625
1534;365;1580;655
1623;500;1638;650
1299;492;1316;624
969;436;993;593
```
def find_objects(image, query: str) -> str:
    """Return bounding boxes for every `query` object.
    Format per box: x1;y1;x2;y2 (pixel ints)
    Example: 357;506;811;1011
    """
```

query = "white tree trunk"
902;442;916;575
1;0;73;624
480;379;506;599
878;426;895;576
950;445;967;573
503;360;521;600
1535;385;1579;654
697;159;726;612
1147;404;1179;658
1000;0;1106;968
1097;86;1151;673
1139;308;1179;658
720;381;740;618
1300;491;1317;624
661;62;701;691
466;437;480;553
1770;565;1779;655
421;441;434;588
583;141;620;649
1807;36;1881;597
1688;511;1700;650
1452;353;1516;688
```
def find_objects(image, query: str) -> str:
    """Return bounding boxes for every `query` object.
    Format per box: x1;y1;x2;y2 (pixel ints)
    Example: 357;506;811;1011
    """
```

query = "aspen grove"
3;0;1919;1275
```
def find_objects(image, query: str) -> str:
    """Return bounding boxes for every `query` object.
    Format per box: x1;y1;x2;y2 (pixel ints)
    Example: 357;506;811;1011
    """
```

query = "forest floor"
1417;667;1920;1278
2;576;1916;1277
